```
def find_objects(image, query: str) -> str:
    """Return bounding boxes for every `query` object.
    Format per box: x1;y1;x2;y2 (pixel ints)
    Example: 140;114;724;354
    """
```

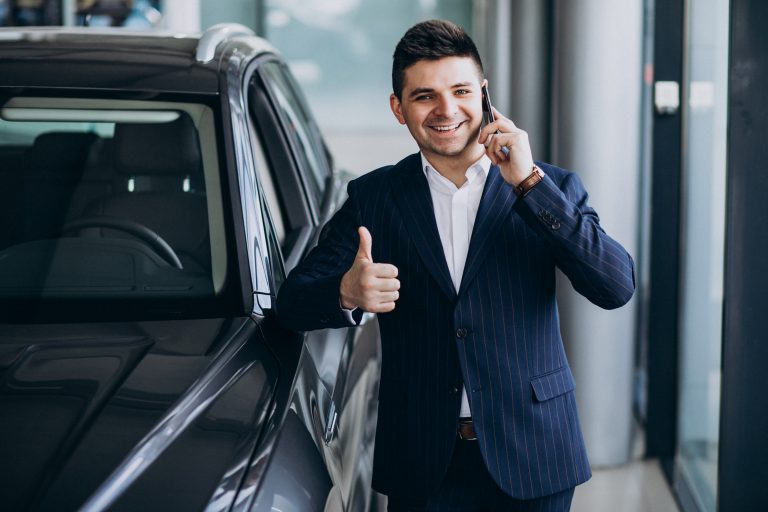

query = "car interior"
0;98;226;300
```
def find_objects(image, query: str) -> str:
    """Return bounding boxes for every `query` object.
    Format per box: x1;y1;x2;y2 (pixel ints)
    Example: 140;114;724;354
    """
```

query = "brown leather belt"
458;419;477;441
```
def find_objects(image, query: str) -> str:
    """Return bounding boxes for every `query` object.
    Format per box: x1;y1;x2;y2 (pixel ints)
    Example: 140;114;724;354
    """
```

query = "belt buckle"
458;419;477;441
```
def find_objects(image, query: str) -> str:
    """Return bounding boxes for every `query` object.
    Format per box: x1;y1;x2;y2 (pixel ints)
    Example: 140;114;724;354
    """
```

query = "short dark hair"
392;19;484;100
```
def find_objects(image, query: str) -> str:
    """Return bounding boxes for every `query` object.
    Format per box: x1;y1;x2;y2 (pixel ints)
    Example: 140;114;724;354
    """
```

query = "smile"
428;121;464;133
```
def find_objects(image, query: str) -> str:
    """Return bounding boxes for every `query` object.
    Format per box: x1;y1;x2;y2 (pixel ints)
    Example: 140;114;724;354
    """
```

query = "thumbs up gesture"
340;227;400;313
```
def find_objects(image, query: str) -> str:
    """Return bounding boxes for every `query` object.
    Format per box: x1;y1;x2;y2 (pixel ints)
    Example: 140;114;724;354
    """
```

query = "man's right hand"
340;226;400;313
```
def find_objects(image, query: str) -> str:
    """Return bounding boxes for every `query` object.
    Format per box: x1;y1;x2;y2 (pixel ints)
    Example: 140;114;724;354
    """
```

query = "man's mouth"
428;121;465;133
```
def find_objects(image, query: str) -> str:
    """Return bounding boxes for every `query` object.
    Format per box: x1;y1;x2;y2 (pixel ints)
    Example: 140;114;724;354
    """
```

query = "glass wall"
262;0;474;132
675;0;730;509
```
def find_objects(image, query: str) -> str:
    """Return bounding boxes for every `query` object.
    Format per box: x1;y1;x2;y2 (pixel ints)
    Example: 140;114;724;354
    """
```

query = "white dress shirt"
421;153;491;418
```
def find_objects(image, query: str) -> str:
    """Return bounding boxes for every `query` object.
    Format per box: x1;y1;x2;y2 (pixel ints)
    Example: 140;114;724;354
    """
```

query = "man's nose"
434;94;458;117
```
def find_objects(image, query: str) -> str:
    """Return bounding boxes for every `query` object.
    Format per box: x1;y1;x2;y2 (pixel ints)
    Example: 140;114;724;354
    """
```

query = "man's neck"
423;148;486;188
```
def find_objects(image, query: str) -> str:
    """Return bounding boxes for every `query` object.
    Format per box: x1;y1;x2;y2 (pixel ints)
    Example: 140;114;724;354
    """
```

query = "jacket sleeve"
276;180;364;331
517;170;636;309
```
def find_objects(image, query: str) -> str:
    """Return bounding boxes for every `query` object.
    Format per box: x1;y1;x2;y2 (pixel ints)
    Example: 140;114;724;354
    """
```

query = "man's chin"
424;141;477;159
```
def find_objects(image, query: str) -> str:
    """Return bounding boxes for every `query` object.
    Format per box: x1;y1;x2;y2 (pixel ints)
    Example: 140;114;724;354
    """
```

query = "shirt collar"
420;153;491;191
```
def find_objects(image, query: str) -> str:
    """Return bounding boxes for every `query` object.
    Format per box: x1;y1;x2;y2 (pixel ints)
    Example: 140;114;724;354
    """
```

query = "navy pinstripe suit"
277;153;635;500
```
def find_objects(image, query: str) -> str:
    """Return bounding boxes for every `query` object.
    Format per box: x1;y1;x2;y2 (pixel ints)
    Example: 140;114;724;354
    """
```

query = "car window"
246;109;287;245
247;70;316;269
0;96;238;322
259;62;331;207
260;195;286;294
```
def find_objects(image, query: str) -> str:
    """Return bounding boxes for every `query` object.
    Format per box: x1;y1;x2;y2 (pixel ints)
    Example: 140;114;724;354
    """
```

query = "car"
0;24;381;512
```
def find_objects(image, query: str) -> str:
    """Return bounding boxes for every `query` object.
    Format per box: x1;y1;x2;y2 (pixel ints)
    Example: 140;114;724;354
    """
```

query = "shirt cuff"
340;299;361;326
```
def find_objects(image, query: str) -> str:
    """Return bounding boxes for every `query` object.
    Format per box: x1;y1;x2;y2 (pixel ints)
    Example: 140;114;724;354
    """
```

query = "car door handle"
323;401;338;445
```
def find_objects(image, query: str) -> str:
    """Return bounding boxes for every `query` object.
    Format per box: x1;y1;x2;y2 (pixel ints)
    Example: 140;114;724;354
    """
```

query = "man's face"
390;56;486;165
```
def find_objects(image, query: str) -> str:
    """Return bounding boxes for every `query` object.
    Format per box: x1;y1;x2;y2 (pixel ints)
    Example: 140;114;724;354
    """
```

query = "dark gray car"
0;24;380;512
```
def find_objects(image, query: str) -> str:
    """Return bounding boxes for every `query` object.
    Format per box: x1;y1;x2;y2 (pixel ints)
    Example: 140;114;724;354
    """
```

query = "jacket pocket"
530;366;576;402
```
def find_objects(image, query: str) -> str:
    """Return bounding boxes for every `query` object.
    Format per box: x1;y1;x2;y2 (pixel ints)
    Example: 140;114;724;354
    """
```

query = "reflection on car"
0;24;380;512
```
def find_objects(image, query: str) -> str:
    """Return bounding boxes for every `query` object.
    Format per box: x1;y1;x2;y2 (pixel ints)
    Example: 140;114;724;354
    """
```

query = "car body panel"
0;318;278;511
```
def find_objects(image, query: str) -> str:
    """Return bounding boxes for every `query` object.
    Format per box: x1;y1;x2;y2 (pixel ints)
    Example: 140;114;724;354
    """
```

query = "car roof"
0;25;277;94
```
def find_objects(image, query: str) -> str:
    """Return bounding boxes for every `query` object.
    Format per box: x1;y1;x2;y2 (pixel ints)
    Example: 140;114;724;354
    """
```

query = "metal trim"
196;23;255;63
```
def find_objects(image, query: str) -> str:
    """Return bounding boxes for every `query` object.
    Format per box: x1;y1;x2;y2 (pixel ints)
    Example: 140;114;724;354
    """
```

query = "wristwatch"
514;165;545;197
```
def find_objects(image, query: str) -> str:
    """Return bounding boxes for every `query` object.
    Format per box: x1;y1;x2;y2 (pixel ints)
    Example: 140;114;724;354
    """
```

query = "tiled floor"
572;459;680;512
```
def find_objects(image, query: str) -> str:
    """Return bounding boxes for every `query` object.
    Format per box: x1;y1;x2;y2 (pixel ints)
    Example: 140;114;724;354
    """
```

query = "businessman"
277;19;635;511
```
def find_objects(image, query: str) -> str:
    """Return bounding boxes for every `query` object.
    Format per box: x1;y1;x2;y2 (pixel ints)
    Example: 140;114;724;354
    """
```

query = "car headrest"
114;113;202;176
31;132;98;172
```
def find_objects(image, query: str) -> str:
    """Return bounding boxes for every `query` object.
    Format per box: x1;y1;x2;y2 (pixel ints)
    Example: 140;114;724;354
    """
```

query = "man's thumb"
356;226;373;261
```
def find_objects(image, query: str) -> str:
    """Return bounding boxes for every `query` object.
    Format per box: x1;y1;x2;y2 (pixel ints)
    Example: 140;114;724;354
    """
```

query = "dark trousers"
386;439;575;512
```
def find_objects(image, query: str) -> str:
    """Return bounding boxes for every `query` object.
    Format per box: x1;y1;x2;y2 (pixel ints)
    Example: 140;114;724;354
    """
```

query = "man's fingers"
380;302;396;312
378;290;399;302
356;226;373;261
478;124;498;145
375;288;399;305
376;278;400;292
371;263;398;278
360;287;400;312
479;110;519;145
371;302;396;313
491;106;517;129
361;276;400;292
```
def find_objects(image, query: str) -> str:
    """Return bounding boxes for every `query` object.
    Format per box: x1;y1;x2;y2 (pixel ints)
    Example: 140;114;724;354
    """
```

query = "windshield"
0;95;239;322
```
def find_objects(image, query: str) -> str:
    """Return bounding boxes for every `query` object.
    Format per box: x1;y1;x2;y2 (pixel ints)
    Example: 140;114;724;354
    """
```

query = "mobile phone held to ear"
481;84;494;122
481;84;509;155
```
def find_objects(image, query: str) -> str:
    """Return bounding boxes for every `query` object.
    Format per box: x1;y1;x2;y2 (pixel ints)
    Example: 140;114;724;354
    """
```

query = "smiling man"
277;19;635;511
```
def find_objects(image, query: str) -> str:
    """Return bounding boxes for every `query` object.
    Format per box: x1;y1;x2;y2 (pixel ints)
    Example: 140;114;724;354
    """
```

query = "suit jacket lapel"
459;164;518;296
389;154;457;300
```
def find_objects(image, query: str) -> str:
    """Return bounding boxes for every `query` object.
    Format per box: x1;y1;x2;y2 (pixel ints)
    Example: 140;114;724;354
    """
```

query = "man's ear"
390;93;406;125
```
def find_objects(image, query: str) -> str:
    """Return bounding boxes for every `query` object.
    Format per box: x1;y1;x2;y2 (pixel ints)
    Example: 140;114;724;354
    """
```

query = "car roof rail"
196;23;255;63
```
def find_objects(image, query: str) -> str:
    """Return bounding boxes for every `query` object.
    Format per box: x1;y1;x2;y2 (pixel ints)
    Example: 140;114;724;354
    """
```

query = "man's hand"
340;226;400;313
479;107;535;186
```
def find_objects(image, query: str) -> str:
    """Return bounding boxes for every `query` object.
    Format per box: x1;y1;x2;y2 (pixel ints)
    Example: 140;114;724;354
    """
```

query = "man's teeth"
433;123;460;132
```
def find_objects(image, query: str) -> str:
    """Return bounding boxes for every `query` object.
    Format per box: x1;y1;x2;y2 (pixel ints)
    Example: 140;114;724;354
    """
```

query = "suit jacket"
276;153;635;500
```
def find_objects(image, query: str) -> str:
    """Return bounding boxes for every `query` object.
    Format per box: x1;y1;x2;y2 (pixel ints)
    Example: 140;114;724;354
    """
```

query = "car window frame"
245;58;320;272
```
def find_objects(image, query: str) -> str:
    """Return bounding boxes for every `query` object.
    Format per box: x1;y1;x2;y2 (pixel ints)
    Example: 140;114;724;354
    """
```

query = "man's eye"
415;95;432;101
455;89;470;95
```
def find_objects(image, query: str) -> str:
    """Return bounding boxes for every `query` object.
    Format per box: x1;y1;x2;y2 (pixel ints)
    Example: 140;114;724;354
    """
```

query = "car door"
245;59;381;510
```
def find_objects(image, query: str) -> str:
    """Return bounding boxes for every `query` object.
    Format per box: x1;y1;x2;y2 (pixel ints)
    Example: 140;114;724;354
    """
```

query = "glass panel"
0;96;233;322
263;0;474;131
260;61;330;203
676;0;730;509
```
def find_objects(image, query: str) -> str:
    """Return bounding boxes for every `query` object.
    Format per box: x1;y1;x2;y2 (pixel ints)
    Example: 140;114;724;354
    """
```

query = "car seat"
81;113;211;272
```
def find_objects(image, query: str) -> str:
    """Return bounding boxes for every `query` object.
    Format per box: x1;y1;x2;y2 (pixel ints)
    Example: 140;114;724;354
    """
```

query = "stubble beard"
421;123;482;160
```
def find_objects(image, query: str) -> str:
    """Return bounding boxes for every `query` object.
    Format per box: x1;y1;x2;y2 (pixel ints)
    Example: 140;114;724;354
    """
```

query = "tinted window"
260;62;331;205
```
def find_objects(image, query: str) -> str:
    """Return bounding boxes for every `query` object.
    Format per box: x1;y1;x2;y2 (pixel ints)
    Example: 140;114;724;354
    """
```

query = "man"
277;19;635;511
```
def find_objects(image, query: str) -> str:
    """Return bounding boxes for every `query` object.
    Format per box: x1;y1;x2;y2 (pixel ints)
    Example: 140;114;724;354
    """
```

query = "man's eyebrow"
408;87;435;99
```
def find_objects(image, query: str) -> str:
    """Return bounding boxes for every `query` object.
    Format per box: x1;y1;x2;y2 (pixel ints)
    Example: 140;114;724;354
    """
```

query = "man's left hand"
478;107;535;186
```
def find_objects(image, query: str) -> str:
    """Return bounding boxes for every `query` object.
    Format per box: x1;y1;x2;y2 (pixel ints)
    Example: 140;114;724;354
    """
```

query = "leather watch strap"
514;165;545;197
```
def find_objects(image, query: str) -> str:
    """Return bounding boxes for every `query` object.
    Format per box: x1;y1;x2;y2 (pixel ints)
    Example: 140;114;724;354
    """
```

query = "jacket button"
449;386;459;395
456;328;468;339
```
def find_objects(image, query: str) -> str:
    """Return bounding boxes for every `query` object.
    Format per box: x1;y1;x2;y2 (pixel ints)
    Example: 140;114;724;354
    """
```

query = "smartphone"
481;84;508;155
481;84;495;125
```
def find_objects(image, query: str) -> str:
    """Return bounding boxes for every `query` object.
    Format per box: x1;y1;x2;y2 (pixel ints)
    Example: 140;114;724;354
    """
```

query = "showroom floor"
572;458;680;512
